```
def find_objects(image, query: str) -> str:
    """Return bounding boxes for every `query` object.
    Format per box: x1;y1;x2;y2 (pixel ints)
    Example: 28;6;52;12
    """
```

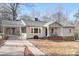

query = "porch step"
8;35;27;40
8;35;20;40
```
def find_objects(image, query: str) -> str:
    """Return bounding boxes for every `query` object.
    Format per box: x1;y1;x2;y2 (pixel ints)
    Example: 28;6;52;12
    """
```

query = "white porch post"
47;26;50;37
3;26;4;39
10;28;12;35
61;27;63;36
19;27;22;39
26;27;27;40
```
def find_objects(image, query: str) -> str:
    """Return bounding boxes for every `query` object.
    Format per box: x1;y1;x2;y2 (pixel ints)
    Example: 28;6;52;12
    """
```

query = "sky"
21;3;79;21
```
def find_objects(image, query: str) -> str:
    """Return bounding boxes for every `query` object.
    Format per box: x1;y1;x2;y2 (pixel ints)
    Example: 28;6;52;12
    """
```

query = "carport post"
47;26;50;37
19;27;22;39
2;26;4;39
26;27;27;40
61;27;63;36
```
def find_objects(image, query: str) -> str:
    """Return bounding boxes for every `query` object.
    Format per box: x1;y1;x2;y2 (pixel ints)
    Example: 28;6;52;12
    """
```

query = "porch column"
61;27;63;36
26;27;27;40
47;26;50;37
2;26;4;39
19;27;22;39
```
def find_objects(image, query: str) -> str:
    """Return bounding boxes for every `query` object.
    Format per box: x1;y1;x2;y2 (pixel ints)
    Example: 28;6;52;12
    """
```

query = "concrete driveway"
0;40;26;56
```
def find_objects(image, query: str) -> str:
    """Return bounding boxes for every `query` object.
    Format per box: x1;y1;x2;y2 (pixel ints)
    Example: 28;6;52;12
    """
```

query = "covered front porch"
1;20;26;40
46;27;63;37
44;21;63;37
4;27;21;35
2;27;27;40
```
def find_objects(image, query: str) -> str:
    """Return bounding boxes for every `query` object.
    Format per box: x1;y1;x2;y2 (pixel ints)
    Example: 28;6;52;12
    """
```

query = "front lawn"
29;39;79;56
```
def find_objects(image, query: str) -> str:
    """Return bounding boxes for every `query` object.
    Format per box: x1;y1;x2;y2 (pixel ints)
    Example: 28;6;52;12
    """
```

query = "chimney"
35;18;38;21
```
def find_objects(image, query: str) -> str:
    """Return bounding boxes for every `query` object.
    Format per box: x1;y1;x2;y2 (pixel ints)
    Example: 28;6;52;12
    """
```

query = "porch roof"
2;20;26;27
44;20;75;27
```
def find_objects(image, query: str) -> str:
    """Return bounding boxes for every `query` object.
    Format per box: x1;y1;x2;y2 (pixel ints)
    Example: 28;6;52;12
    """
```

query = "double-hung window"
34;28;38;33
30;27;41;34
31;28;33;33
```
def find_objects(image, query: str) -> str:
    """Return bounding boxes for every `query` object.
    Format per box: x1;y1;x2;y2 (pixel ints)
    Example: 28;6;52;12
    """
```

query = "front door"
51;28;54;33
45;28;47;36
12;28;15;35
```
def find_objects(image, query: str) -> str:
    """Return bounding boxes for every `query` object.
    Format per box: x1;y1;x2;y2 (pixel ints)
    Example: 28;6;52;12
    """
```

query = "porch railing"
49;33;58;37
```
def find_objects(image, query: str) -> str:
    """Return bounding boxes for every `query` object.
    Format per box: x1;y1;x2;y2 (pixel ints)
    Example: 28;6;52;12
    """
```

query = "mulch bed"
24;47;34;56
48;37;64;40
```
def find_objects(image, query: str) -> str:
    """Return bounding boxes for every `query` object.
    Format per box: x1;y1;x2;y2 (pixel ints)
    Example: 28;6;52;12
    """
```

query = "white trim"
44;20;56;27
38;27;42;34
30;27;42;34
47;26;50;36
30;27;34;34
61;27;63;36
21;20;26;26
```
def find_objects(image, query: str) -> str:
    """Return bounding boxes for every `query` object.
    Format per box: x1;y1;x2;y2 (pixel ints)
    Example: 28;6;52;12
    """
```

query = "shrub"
63;36;75;41
50;34;58;38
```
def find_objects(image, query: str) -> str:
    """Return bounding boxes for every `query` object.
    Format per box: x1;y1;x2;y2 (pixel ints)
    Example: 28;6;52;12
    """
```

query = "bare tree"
0;3;33;21
51;6;68;22
30;7;41;19
20;15;32;20
7;3;19;21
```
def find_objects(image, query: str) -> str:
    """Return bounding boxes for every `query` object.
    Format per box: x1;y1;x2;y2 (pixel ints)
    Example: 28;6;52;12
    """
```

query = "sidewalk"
23;40;45;56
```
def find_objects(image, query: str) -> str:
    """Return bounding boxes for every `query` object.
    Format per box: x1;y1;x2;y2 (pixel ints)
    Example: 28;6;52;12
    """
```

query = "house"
0;18;75;40
23;18;75;39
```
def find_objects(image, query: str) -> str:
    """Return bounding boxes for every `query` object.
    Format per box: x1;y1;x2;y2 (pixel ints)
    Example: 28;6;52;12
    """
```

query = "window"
31;28;33;33
21;27;26;33
69;29;71;33
30;27;41;34
34;28;38;33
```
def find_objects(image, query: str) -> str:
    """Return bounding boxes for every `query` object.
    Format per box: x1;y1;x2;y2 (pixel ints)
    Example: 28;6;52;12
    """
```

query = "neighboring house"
0;18;75;39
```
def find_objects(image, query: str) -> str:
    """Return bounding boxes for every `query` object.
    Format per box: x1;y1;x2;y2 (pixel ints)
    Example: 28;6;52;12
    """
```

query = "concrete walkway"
0;40;45;56
23;40;45;56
